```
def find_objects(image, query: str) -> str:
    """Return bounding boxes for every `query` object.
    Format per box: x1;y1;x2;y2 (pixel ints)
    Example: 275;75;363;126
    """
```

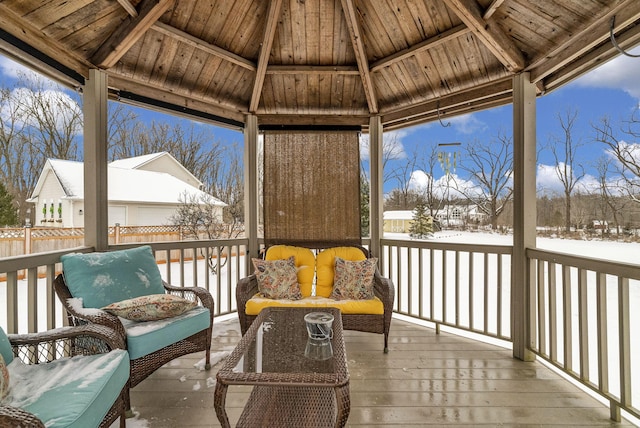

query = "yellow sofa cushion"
315;247;366;297
245;295;384;316
265;245;316;297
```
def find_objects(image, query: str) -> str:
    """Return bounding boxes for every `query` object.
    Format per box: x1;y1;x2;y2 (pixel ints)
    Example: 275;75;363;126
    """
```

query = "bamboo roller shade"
263;131;361;247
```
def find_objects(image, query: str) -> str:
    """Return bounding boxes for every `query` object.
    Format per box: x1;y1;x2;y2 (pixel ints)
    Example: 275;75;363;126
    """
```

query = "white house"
28;152;226;227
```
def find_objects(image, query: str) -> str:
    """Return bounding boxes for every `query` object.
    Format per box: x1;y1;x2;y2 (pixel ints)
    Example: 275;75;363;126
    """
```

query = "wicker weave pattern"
53;273;214;411
215;307;350;428
236;245;395;353
0;325;127;428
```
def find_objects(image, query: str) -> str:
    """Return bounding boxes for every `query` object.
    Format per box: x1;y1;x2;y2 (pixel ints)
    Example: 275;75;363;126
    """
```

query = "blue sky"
1;46;639;196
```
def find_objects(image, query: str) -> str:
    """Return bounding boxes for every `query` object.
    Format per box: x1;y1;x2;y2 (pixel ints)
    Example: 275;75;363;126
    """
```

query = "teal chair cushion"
61;245;165;309
121;306;210;360
0;327;13;364
5;348;129;428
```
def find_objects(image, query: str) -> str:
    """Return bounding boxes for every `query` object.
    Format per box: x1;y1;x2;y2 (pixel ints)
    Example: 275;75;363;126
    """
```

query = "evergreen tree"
360;174;370;237
409;201;433;239
0;182;19;226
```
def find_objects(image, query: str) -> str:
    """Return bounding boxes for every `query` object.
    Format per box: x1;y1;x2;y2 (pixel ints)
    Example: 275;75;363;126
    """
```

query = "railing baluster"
617;277;630;419
7;271;18;333
483;252;489;335
578;268;589;382
27;267;38;333
537;259;546;356
596;272;609;394
548;262;557;362
562;265;573;373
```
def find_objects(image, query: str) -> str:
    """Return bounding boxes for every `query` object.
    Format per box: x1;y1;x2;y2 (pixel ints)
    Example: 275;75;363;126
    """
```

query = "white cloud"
360;129;407;161
0;56;38;80
0;86;83;135
409;170;483;199
448;113;487;135
573;46;640;99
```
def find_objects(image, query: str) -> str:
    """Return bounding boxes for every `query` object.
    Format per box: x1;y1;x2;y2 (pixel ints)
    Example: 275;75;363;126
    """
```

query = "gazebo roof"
1;0;639;131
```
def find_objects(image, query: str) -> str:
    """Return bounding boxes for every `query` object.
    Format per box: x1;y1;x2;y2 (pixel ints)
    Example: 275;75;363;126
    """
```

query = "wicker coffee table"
214;307;350;427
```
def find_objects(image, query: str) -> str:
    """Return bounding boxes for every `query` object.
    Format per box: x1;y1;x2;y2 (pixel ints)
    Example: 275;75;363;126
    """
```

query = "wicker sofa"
53;245;214;413
237;244;395;352
0;324;129;428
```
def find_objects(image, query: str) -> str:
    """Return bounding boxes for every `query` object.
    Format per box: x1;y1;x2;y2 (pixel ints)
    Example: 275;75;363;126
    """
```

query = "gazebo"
1;0;640;424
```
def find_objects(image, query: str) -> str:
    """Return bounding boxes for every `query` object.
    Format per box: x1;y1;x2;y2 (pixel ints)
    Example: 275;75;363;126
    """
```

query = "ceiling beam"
370;24;470;73
152;22;256;71
92;0;173;69
341;0;378;113
447;0;525;72
116;0;138;17
483;0;505;20
266;65;359;75
528;0;640;82
249;0;283;113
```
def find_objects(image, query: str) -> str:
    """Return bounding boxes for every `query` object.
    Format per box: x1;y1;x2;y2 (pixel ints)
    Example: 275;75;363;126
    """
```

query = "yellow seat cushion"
245;295;384;316
315;247;366;297
266;245;316;297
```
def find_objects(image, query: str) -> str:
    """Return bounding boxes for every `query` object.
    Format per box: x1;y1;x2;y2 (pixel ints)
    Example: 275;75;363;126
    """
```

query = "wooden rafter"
249;0;283;113
528;0;640;82
447;0;525;72
92;0;174;69
116;0;138;17
370;24;471;73
266;65;359;75
341;0;378;113
152;22;256;71
483;0;505;20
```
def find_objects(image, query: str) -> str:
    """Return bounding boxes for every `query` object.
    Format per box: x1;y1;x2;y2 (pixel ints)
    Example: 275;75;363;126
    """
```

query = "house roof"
29;158;226;206
1;1;638;131
109;151;203;187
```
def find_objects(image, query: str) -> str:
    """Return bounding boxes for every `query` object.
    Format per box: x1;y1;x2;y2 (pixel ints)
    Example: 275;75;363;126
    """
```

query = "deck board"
128;316;634;427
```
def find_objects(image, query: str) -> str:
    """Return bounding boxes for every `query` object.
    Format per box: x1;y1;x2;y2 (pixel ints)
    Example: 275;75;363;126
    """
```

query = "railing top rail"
527;247;640;280
381;238;513;255
0;246;93;272
109;238;249;252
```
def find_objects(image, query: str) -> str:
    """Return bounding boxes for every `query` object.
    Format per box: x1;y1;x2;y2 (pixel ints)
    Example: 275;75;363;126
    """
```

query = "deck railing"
527;248;640;421
1;237;637;421
379;238;513;341
0;239;249;334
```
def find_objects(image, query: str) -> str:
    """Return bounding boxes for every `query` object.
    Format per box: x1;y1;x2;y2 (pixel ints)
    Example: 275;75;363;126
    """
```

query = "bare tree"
386;147;419;209
457;132;514;229
549;109;585;232
415;143;445;219
593;109;640;204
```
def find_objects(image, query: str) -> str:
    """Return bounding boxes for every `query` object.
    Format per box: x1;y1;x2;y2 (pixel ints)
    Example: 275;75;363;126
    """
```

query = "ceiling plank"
340;0;378;113
528;0;640;82
249;0;283;113
266;65;359;75
92;0;174;69
483;0;505;20
447;0;525;72
370;24;471;73
152;22;256;71
116;0;138;17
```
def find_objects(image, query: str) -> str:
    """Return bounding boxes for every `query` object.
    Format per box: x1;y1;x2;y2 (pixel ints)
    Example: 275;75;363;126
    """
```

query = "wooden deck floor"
128;316;634;427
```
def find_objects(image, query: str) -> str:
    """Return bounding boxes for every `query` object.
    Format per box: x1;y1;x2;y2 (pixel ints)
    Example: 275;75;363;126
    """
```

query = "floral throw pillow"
330;257;377;300
0;353;9;400
102;294;197;321
252;257;302;300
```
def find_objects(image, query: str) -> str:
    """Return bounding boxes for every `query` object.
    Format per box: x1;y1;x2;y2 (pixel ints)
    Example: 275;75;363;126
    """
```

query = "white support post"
244;114;260;260
369;116;383;259
83;69;109;251
512;72;537;361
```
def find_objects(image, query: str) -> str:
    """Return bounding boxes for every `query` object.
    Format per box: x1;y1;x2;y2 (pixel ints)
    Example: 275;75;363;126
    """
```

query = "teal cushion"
121;306;210;360
61;245;165;309
6;348;129;428
0;327;13;364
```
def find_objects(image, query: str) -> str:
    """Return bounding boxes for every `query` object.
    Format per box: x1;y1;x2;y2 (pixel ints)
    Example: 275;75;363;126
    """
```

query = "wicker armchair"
0;324;128;428
54;273;214;411
237;244;395;352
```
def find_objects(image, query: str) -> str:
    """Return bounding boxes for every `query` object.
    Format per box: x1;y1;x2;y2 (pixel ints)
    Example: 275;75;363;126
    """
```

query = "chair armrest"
163;282;215;324
373;271;395;311
236;274;258;311
62;298;126;339
0;405;45;427
8;324;126;363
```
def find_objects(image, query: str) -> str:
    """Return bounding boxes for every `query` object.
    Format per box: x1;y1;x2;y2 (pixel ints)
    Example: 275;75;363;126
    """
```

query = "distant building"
28;152;226;227
384;204;488;233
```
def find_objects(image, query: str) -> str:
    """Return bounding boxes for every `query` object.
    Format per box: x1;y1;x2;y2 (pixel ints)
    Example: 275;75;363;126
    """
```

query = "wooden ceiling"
1;0;639;131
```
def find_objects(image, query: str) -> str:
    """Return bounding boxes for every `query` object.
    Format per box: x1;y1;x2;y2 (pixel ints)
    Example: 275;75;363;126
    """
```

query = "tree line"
0;72;243;231
380;107;640;236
